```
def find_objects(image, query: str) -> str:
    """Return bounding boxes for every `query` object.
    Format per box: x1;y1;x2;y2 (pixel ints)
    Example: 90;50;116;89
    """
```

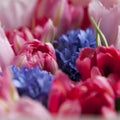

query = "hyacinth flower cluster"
10;65;53;107
53;27;96;81
0;0;120;120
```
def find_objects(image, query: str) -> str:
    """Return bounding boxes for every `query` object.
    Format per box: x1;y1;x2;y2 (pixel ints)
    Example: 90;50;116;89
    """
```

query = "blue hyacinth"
10;65;53;107
53;28;96;81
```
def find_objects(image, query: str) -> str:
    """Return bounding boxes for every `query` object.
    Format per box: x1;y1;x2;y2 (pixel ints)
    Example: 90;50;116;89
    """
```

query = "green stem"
96;19;102;46
90;17;108;47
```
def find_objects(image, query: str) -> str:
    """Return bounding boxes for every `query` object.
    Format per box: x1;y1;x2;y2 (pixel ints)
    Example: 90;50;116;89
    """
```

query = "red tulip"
48;71;115;116
48;71;75;113
68;0;92;7
76;46;120;98
69;76;115;115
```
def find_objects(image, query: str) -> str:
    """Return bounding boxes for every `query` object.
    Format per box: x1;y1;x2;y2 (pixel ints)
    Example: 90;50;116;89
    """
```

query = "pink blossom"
76;46;120;80
76;46;120;98
69;76;115;115
0;68;19;114
88;0;120;47
0;26;15;66
68;0;92;7
48;71;115;116
13;40;58;74
48;71;75;113
12;97;52;120
0;0;37;29
6;27;34;54
33;0;84;37
6;19;55;54
58;100;81;116
32;19;55;42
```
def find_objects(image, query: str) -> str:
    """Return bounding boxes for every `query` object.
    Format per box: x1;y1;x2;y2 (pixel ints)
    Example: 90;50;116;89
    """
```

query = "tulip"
48;70;115;116
68;0;92;6
13;40;58;74
58;100;81;116
48;71;75;113
12;97;52;120
68;0;93;29
0;25;14;66
69;76;115;116
0;0;37;29
32;19;55;42
6;19;55;55
76;45;120;99
6;27;34;54
33;0;84;37
89;0;120;47
0;68;19;114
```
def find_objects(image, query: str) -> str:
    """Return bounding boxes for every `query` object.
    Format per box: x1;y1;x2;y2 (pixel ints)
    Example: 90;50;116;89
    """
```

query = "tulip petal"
69;0;92;6
0;0;37;29
89;0;120;46
0;26;15;66
41;19;55;43
115;25;120;48
13;97;52;120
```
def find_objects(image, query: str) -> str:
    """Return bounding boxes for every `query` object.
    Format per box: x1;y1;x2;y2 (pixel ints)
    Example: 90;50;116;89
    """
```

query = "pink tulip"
0;0;37;29
32;19;55;42
13;40;58;74
0;68;19;114
12;97;52;120
68;0;92;6
88;0;120;46
0;26;14;66
58;100;81;116
6;19;55;54
6;27;34;54
33;0;84;37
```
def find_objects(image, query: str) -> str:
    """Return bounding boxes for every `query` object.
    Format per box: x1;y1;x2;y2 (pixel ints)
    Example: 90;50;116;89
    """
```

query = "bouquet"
0;0;120;119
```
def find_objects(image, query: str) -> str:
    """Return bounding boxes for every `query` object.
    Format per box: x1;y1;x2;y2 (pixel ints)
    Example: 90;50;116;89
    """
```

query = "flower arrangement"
0;0;120;119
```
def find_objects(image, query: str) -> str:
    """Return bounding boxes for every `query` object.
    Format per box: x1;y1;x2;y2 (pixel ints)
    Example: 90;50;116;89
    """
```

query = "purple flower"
10;65;53;107
53;28;96;81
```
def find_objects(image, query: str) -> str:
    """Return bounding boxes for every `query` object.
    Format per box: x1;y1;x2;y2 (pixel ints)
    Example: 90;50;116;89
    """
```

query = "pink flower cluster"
49;46;120;116
0;0;120;119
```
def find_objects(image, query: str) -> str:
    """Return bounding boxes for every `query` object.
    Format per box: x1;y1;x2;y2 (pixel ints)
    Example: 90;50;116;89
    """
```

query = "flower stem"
96;19;102;46
90;17;108;47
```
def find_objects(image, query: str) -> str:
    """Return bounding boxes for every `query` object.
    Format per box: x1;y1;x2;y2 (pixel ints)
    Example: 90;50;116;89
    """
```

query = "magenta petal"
69;0;92;6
